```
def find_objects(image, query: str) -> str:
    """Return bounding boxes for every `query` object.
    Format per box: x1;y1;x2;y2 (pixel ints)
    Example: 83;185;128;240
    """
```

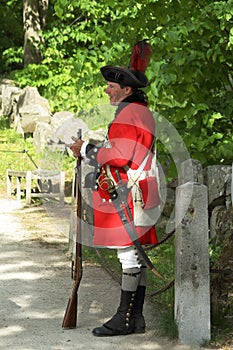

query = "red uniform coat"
92;101;158;247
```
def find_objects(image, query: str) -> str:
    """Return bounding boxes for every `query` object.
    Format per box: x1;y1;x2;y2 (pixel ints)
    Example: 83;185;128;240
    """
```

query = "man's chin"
110;101;120;106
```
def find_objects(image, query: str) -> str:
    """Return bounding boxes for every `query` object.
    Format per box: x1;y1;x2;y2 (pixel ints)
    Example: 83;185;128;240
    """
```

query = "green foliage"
0;0;24;72
9;0;137;113
2;0;233;167
209;240;222;267
147;0;233;166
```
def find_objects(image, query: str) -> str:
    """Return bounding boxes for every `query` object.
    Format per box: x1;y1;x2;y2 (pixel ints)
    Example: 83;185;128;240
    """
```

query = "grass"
0;116;74;196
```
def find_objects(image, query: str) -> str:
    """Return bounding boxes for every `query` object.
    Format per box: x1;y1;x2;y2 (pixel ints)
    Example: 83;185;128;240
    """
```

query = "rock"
17;86;51;134
49;115;89;145
50;111;76;133
33;122;53;152
1;84;22;117
82;128;106;144
203;165;232;208
210;205;227;240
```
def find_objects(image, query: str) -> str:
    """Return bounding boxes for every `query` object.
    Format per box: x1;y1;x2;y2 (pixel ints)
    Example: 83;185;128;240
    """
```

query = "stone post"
175;182;211;345
181;158;203;184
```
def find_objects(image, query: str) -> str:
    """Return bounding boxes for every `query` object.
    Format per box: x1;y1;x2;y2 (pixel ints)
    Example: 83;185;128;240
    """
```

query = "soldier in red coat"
69;58;160;336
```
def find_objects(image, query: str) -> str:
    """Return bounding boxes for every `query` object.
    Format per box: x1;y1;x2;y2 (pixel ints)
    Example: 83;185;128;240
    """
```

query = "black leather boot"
131;285;146;333
92;290;136;337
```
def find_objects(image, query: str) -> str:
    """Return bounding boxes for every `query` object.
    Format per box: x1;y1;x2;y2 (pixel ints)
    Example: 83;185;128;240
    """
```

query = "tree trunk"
23;0;49;67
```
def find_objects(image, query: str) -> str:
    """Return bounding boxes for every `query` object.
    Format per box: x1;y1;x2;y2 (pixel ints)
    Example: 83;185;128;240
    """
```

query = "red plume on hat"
129;40;152;73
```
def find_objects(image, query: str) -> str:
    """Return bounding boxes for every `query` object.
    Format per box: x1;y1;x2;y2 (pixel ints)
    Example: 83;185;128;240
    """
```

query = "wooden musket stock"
62;129;83;329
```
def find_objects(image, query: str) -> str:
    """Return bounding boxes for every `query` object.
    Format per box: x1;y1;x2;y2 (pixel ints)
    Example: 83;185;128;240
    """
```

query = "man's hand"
67;137;84;158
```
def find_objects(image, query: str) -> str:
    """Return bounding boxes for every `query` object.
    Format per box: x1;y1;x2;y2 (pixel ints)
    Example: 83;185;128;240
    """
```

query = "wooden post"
59;171;65;205
6;170;12;197
16;176;21;201
26;171;32;204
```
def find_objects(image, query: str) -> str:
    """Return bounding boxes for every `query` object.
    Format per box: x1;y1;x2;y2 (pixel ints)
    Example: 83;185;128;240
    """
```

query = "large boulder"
1;83;22;118
49;115;89;145
82;128;106;144
50;111;76;134
17;86;51;134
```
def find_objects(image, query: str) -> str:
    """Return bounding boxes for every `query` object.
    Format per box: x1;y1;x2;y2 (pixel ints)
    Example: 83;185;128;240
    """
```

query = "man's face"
105;81;131;106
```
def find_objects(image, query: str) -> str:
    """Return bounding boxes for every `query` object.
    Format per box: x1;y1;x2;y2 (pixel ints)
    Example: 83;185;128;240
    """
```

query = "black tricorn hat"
100;65;149;88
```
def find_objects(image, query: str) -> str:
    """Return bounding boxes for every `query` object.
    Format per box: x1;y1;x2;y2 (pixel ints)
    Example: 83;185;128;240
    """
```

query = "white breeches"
117;246;142;270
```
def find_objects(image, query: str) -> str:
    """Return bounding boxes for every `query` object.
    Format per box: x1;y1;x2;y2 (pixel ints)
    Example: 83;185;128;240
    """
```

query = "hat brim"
100;66;148;88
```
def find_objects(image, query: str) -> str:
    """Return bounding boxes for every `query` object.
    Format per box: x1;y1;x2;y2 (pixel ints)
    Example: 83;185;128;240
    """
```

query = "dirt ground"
0;196;217;350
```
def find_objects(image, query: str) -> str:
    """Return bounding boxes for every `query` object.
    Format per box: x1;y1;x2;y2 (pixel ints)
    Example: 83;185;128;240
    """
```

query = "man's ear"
125;86;133;96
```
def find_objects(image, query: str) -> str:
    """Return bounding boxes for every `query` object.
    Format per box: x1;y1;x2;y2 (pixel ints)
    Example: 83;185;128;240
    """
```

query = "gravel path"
0;197;213;350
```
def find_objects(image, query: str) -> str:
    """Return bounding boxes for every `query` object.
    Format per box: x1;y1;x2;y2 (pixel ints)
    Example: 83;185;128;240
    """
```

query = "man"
69;64;160;336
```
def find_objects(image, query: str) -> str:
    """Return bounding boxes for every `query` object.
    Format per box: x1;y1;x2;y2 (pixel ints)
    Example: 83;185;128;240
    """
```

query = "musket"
110;170;164;280
62;129;83;329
